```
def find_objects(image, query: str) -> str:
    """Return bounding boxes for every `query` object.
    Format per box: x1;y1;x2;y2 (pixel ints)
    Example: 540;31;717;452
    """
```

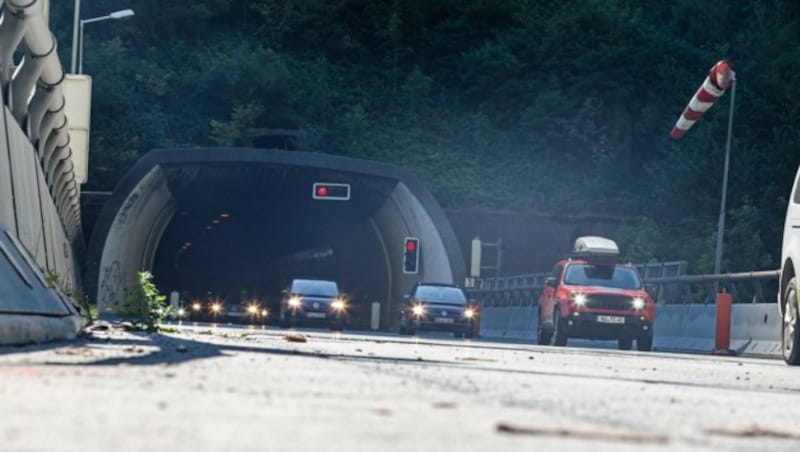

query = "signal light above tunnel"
403;237;420;274
313;182;350;201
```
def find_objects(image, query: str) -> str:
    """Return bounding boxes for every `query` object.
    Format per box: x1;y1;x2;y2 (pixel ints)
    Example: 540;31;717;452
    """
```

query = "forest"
49;0;800;273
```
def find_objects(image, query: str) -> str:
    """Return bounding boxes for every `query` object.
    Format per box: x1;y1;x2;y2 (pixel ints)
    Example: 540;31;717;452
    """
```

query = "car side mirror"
545;277;558;288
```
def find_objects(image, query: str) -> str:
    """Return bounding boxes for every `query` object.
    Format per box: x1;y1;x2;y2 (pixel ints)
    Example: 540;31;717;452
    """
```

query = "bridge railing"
466;264;781;307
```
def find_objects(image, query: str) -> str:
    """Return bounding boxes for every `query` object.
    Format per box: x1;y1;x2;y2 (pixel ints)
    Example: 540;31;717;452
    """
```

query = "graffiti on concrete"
98;260;121;311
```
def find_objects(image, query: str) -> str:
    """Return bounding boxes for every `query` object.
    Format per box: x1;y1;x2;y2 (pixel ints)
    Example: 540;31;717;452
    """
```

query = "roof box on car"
572;236;620;257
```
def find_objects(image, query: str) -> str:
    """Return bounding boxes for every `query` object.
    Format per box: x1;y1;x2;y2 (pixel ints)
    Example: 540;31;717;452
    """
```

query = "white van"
781;165;800;365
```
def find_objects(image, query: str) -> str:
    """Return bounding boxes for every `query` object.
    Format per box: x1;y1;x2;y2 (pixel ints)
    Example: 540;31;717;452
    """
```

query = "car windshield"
413;285;467;304
564;264;642;290
291;280;339;296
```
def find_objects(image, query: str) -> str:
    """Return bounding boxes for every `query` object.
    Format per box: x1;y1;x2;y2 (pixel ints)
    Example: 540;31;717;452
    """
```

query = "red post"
472;304;481;338
712;292;734;355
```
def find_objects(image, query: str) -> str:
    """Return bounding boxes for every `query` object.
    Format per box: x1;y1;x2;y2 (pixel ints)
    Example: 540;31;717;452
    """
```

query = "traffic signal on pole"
403;237;420;274
312;182;351;200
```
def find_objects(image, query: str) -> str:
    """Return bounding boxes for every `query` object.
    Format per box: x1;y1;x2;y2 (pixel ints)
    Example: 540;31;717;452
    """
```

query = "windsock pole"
670;60;738;285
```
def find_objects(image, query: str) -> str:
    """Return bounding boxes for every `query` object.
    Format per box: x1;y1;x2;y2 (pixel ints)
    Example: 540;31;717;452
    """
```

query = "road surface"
1;323;799;451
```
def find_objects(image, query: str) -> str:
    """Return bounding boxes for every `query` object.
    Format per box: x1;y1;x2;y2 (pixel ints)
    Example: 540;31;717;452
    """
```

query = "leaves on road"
284;333;308;343
705;424;800;440
496;423;669;444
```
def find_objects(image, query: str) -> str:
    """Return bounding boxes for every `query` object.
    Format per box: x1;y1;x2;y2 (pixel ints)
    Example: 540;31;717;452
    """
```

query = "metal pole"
713;76;736;280
78;20;85;74
70;0;81;73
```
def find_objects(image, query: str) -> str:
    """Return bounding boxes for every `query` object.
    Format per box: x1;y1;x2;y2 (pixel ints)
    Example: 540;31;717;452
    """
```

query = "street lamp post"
70;0;81;74
72;8;135;74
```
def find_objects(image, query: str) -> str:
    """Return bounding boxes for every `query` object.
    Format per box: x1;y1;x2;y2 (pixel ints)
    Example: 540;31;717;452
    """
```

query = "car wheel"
637;333;653;351
537;315;553;345
464;329;474;339
618;337;633;350
783;277;800;365
553;307;567;346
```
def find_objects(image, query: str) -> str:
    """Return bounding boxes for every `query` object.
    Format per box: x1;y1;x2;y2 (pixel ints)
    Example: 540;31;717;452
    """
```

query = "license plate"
306;312;326;319
434;317;454;324
597;315;625;324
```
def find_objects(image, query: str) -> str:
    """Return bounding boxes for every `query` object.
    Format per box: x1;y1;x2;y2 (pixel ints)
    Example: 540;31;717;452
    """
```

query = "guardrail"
646;269;780;305
467;266;781;307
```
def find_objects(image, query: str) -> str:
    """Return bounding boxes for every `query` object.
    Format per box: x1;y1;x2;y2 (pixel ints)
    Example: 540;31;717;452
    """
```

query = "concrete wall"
96;165;174;314
372;181;458;328
0;88;83;344
479;303;782;358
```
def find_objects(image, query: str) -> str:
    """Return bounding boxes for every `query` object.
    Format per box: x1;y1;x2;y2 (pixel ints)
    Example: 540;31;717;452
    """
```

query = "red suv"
537;237;655;351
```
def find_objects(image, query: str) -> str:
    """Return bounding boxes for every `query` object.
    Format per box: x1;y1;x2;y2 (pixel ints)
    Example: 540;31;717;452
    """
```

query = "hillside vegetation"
51;0;800;272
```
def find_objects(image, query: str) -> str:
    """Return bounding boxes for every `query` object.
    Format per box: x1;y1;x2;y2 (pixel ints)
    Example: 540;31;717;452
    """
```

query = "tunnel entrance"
87;148;465;331
153;164;394;327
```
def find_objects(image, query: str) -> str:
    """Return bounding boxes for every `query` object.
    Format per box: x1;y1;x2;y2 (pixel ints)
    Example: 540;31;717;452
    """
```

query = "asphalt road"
1;323;799;452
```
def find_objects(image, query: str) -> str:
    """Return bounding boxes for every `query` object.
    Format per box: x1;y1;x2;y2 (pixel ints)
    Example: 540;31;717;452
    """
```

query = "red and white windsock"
670;60;735;140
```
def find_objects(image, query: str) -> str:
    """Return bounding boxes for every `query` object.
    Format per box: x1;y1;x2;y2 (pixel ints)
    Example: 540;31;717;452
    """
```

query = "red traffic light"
313;183;350;200
403;237;420;274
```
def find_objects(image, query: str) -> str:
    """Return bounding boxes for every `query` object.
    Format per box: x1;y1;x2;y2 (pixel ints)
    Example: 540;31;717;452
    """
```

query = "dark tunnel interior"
151;164;398;326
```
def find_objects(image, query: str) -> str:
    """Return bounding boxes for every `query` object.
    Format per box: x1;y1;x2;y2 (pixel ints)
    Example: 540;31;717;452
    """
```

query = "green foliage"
48;0;800;272
117;272;171;332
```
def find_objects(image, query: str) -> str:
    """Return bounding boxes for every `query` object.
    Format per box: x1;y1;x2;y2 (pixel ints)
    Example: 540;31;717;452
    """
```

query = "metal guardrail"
645;269;780;305
466;264;781;307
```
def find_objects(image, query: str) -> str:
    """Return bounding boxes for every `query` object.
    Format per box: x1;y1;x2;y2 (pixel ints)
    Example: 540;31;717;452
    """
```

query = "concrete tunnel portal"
86;148;466;330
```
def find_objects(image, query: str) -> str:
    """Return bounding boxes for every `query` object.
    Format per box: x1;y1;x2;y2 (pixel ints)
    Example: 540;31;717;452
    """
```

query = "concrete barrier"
480;302;782;358
479;305;537;341
730;304;781;357
0;225;83;344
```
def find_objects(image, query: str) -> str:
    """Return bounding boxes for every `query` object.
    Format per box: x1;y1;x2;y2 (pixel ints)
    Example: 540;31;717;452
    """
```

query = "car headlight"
632;297;646;310
177;308;186;317
192;302;201;311
288;297;301;308
411;304;426;317
572;293;588;307
331;300;346;311
247;304;259;314
463;308;475;319
210;303;222;313
261;309;269;317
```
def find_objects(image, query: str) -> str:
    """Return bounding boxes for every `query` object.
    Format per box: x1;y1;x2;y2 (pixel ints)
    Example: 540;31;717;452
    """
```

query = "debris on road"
371;407;392;417
456;356;497;362
705;424;800;440
284;333;308;343
432;402;457;409
496;423;669;444
53;347;93;357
